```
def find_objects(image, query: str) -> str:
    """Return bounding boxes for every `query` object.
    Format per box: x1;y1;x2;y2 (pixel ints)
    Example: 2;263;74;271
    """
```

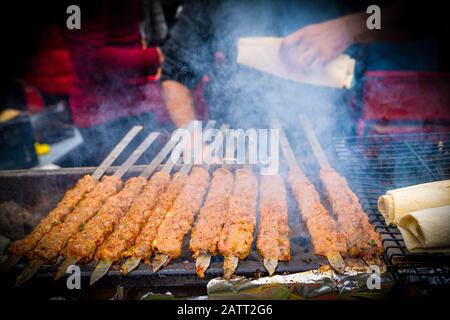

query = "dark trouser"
56;112;174;168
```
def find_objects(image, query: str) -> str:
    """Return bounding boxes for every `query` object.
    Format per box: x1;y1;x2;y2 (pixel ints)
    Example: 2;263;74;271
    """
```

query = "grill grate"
332;132;450;286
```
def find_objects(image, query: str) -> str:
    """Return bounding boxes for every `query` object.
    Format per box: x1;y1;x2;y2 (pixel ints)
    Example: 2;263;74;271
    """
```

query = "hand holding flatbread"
237;37;355;89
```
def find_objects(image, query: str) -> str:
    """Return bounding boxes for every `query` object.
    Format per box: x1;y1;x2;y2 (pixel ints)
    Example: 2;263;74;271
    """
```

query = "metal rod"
92;126;143;180
160;121;196;173
271;119;299;171
298;115;331;170
113;132;160;178
404;140;438;181
141;136;180;178
179;120;216;175
203;124;230;170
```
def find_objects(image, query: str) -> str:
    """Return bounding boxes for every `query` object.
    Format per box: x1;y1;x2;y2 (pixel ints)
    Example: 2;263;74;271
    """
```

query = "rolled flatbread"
237;37;355;89
377;180;450;225
398;206;450;253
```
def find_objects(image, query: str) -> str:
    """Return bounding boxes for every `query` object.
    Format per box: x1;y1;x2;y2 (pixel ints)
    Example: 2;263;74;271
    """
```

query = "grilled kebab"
28;176;123;265
218;168;258;279
320;167;383;259
189;167;234;278
60;177;148;265
121;172;189;274
288;168;347;272
152;167;210;271
257;174;290;275
7;175;97;260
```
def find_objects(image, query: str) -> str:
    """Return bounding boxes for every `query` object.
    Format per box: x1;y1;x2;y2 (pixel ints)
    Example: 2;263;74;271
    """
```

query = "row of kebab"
0;120;383;286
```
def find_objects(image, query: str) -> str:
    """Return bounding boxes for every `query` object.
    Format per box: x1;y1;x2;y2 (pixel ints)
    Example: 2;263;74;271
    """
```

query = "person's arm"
161;0;214;128
162;80;196;128
280;1;424;71
63;0;161;80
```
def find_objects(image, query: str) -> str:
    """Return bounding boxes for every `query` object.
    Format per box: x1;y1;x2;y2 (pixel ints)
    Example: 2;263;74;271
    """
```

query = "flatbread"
377;180;450;225
237;37;355;89
398;205;450;253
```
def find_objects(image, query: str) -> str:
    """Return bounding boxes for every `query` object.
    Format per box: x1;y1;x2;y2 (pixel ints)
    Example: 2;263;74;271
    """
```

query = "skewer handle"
114;132;160;178
271;119;299;171
141;135;180;178
204;124;230;170
298;115;331;170
92;125;143;180
179;120;216;175
160;121;195;173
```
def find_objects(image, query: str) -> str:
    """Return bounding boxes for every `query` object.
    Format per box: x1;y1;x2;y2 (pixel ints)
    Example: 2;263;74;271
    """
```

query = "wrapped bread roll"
377;180;450;225
237;37;355;89
398;206;450;253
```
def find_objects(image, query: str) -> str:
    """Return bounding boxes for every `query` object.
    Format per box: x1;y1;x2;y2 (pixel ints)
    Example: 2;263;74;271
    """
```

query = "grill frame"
2;131;449;291
332;132;450;287
0;164;331;290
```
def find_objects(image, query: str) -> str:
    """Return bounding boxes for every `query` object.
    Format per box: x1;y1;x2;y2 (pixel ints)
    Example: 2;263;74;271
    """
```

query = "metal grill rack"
332;132;450;286
0;165;330;290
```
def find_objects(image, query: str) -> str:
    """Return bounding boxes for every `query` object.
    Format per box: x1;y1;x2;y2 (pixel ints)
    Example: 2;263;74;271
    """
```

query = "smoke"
62;0;449;174
180;0;449;176
192;0;351;166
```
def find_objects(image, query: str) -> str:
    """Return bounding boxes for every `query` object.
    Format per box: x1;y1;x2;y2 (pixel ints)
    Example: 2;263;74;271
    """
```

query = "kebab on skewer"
319;168;383;260
52;133;162;280
89;134;185;285
15;131;158;286
298;115;383;261
119;120;217;275
189;167;234;278
275;119;347;273
0;126;143;273
120;171;188;274
188;124;232;278
256;174;291;276
288;168;347;272
62;121;201;283
218;167;258;279
151;166;210;272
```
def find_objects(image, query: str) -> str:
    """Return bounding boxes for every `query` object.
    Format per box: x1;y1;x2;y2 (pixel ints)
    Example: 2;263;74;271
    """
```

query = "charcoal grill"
332;132;450;287
0;164;331;293
1;130;449;299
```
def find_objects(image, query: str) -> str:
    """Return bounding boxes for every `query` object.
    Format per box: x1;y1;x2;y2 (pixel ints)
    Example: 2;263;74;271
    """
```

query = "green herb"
79;223;85;231
370;239;376;245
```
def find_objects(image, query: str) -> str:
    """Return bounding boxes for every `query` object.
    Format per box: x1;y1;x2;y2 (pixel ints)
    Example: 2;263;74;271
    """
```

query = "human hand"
280;15;358;72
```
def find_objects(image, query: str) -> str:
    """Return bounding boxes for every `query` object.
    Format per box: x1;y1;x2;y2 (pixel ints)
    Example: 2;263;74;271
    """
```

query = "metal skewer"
222;131;254;280
1;126;143;274
120;125;198;276
89;130;186;285
92;126;144;180
299;115;381;268
298;115;331;170
273;119;346;275
26;131;160;285
151;120;216;273
0;255;21;273
263;258;278;276
120;122;199;275
194;124;230;278
121;121;216;275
